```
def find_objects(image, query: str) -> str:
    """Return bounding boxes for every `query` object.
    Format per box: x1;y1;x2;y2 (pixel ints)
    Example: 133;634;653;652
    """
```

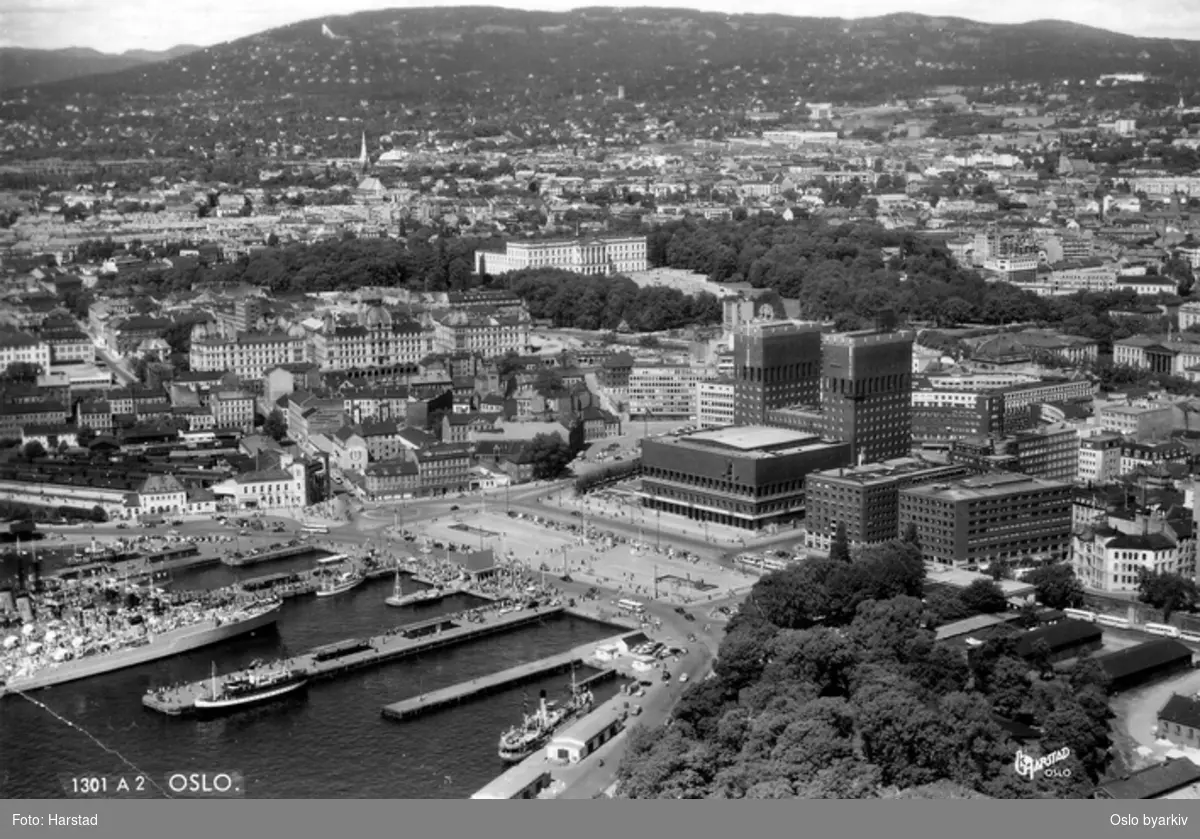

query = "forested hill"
9;8;1200;159
26;9;1200;102
0;45;200;90
614;542;1113;799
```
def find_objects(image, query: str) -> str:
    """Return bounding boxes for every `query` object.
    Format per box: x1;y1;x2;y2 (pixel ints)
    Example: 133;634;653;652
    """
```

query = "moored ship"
316;570;364;598
0;599;282;697
193;663;308;713
497;677;595;763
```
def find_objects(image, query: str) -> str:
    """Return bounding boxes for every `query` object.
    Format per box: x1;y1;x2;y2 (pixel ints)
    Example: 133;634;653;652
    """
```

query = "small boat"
316;554;346;566
316;570;364;598
193;663;308;712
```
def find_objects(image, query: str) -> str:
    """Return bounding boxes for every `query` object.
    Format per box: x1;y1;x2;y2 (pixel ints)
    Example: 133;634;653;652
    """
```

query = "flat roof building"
898;472;1073;567
640;425;851;531
803;457;972;552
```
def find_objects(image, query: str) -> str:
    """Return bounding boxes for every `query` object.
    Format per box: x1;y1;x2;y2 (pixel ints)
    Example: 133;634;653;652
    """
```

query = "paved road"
547;580;728;799
86;332;137;386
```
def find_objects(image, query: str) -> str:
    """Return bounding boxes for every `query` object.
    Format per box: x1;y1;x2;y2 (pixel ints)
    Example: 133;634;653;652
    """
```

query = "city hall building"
639;426;851;531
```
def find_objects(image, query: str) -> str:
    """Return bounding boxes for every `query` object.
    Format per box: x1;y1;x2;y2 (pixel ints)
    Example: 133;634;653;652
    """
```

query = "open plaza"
399;508;756;607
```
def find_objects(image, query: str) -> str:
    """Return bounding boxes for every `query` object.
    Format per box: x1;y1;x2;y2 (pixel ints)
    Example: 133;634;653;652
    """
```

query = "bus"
302;524;330;535
617;598;646;615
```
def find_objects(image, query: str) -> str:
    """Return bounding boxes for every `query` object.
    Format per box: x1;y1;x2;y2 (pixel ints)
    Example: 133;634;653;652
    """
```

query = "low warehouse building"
1096;639;1195;693
546;700;627;765
470;765;553;800
1013;618;1103;664
1094;758;1200;800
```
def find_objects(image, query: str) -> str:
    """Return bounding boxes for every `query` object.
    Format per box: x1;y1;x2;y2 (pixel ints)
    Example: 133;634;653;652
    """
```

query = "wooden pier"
379;639;624;722
51;551;220;580
142;604;569;716
233;560;438;600
222;545;331;568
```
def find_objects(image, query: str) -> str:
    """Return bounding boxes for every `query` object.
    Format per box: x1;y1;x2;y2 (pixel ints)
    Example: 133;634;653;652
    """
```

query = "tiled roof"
1158;694;1200;730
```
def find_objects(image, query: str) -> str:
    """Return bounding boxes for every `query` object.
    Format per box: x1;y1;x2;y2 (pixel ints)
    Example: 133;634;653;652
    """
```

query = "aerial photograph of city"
4;0;1200;813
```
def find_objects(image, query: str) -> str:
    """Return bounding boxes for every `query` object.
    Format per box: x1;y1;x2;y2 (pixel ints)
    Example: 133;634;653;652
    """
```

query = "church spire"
359;131;369;174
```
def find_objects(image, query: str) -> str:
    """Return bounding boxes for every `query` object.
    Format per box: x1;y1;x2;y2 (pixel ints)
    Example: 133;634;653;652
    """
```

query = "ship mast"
210;662;217;698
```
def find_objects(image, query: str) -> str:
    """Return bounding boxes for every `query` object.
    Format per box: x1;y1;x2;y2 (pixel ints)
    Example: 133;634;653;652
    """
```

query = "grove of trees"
504;269;722;332
616;541;1112;799
645;215;1178;345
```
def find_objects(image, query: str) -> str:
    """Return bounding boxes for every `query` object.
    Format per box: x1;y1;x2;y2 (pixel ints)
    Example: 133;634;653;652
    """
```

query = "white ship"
193;662;308;713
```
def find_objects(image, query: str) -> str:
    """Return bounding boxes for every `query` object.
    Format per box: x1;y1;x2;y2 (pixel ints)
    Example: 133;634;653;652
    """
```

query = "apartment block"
1078;433;1124;485
1072;510;1196;594
1120;440;1190;474
190;332;307;381
311;308;434;372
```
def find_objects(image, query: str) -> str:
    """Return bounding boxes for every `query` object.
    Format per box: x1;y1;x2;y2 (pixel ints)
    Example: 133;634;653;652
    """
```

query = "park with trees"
615;542;1112;799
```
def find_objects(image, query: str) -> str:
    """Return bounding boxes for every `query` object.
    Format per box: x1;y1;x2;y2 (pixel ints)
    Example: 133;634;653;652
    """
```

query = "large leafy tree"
1024;564;1085;610
1137;568;1198;621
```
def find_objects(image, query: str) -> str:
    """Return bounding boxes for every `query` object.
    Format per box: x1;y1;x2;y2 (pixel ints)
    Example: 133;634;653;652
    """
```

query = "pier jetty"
222;545;333;568
51;547;219;580
142;604;574;716
380;640;624;722
233;559;435;600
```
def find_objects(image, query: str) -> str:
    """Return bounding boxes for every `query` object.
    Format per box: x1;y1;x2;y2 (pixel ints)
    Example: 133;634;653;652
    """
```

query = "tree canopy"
1137;568;1199;622
1024;564;1086;611
644;215;1176;346
526;433;575;480
505;269;721;332
616;541;1111;799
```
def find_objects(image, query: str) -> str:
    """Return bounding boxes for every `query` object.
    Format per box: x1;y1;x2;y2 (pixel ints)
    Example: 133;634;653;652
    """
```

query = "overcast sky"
1;0;1196;53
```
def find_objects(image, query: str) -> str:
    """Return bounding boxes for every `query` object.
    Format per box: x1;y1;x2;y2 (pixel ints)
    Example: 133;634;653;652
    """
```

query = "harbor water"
0;574;624;798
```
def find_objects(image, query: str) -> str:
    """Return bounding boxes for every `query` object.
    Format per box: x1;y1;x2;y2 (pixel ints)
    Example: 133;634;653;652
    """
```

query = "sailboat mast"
211;662;217;698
